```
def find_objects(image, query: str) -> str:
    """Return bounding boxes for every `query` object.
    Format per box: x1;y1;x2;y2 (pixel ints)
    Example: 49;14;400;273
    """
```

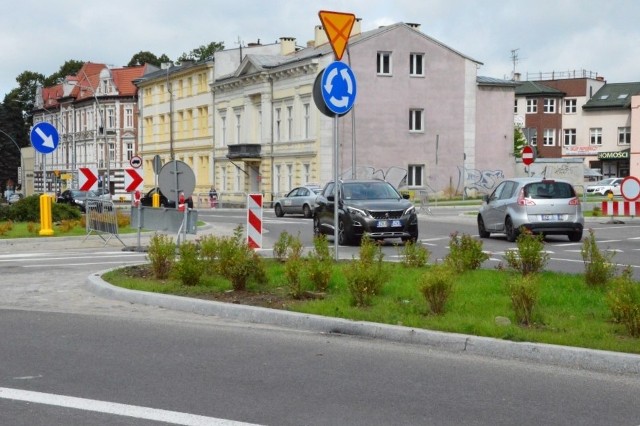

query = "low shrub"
419;265;454;315
147;233;176;280
444;232;489;272
399;239;430;268
284;234;305;298
218;226;267;291
273;231;293;262
507;274;539;326
581;228;617;287
607;267;640;337
173;241;204;286
344;236;387;307
306;235;333;292
199;234;221;275
503;230;549;276
0;220;14;236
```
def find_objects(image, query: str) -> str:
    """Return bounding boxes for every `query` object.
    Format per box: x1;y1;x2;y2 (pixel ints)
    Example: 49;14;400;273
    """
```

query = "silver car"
478;177;584;242
274;185;322;218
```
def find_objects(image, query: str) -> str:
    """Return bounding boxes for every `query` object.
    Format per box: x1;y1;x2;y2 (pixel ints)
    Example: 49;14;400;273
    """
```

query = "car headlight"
404;205;416;215
346;206;367;217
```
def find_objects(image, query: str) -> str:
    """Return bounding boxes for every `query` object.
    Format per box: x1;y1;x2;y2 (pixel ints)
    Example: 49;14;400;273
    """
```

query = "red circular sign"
522;146;535;166
620;176;640;201
130;155;142;168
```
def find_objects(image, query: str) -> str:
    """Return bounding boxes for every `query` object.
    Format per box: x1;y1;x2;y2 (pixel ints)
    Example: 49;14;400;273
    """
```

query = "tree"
513;126;527;159
43;60;84;87
178;41;224;62
0;90;30;192
128;51;169;67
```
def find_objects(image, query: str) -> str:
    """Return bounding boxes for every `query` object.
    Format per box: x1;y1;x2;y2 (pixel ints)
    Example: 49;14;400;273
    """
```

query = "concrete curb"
86;270;640;376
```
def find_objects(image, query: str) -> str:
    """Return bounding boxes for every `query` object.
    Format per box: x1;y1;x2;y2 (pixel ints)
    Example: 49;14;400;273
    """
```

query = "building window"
409;53;424;76
125;107;133;128
409;109;423;132
543;129;555;146
235;112;241;144
286;105;293;141
618;127;631;145
303;103;310;139
563;129;577;146
564;99;577;114
407;165;424;187
275;107;281;141
377;51;391;75
274;164;281;195
221;167;227;191
220;114;227;146
126;142;133;160
526;99;537;113
590;128;602;145
303;163;310;183
543;98;556;113
107;108;115;129
514;99;518;114
287;164;293;190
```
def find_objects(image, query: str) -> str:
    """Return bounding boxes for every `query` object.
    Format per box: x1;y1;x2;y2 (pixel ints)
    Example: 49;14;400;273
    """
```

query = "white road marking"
0;387;262;426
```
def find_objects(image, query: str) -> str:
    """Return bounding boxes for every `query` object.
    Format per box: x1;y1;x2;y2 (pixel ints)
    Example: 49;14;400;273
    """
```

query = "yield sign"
78;167;98;191
124;168;144;192
318;10;356;60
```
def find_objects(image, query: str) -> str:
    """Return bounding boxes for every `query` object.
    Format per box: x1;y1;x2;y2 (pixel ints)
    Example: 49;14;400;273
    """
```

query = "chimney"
513;72;521;81
315;25;328;46
161;62;173;70
352;18;362;36
280;37;296;55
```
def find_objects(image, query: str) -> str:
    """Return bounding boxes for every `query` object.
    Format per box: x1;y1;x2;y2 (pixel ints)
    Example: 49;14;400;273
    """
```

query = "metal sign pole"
333;114;339;261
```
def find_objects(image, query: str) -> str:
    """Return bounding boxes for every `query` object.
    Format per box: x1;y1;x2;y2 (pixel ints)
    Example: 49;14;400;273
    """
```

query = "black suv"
313;179;419;245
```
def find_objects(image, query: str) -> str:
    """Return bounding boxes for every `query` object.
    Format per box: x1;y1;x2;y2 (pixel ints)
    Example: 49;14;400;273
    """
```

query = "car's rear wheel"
275;204;284;217
477;215;490;238
568;230;583;242
505;217;518;242
303;204;312;218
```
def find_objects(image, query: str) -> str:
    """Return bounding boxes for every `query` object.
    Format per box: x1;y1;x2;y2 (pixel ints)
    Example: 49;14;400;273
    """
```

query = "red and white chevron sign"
601;201;640;217
124;168;144;192
246;193;263;249
78;167;98;191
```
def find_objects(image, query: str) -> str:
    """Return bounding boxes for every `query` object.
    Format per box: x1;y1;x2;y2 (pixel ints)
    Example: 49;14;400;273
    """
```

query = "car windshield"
342;182;399;200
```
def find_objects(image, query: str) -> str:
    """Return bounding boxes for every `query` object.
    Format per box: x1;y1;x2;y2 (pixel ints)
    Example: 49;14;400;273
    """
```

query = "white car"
586;178;623;196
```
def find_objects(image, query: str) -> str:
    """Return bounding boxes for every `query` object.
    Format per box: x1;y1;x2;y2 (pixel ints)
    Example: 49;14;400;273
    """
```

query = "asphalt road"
1;212;639;425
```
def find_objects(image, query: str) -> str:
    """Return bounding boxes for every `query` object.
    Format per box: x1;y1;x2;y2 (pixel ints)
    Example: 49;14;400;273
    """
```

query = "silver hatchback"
478;178;584;242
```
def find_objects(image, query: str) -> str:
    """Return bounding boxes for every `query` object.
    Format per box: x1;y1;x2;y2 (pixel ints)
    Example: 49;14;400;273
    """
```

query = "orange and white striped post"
247;193;263;249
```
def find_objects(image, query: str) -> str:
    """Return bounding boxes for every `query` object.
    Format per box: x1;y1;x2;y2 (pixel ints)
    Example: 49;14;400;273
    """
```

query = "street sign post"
620;176;640;202
522;145;535;166
318;10;356;60
30;122;59;154
321;61;357;115
130;155;142;168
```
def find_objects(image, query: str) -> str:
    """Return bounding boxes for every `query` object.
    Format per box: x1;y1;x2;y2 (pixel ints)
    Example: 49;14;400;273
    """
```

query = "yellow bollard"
152;192;160;208
39;194;55;236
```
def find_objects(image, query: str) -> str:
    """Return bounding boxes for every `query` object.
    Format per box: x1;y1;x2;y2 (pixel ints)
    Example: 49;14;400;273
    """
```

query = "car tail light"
569;197;580;206
517;188;536;206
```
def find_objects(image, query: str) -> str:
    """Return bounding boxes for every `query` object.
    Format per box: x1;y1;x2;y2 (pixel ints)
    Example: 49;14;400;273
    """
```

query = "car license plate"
542;214;559;221
391;220;401;227
377;220;388;228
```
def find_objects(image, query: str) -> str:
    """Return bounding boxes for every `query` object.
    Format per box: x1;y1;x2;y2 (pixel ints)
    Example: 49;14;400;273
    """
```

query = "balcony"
227;144;262;160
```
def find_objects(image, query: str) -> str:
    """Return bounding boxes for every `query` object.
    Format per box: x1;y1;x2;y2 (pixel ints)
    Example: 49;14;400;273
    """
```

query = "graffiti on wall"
457;167;504;196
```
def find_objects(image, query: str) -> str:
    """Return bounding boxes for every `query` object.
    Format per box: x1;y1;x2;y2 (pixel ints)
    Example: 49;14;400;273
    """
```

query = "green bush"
503;230;549;276
273;231;293;262
199;234;221;275
306;235;333;292
283;234;305;298
344;236;387;306
147;233;176;280
6;194;81;223
581;228;617;287
173;241;205;286
217;226;266;291
607;267;640;337
507;274;539;326
399;239;430;268
444;232;489;272
419;265;454;315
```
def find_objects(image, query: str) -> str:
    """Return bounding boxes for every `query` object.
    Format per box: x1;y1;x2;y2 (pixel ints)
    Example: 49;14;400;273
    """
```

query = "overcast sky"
2;0;639;99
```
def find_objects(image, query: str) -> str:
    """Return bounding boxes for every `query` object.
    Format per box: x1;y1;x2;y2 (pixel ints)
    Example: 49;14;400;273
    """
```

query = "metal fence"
84;199;124;246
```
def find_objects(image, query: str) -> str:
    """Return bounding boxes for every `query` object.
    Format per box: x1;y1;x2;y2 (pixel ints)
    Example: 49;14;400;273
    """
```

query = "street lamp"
0;128;26;194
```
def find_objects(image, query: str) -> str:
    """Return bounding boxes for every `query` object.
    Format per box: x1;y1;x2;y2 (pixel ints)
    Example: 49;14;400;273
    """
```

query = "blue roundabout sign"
321;61;357;115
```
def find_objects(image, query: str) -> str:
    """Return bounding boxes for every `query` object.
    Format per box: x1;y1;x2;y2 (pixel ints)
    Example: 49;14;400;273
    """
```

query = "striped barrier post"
601;201;640;217
247;193;263;249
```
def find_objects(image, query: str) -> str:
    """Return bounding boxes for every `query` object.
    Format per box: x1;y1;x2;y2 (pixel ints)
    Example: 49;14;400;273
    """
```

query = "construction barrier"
247;193;263;249
85;199;124;245
601;201;640;217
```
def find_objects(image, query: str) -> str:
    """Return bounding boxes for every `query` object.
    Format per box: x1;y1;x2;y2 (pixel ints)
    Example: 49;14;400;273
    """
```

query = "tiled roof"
111;66;146;96
515;81;564;96
70;62;106;101
41;84;64;108
583;82;640;109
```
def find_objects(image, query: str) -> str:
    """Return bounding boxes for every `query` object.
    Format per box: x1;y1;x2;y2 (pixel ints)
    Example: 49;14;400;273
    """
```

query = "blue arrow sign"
30;122;59;154
321;61;357;115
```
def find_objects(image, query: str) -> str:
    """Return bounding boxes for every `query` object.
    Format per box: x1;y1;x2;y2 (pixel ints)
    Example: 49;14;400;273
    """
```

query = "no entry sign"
522;145;535;166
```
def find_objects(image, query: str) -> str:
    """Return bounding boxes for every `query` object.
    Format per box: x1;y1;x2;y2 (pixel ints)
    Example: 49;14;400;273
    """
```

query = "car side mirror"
402;193;410;200
326;194;335;202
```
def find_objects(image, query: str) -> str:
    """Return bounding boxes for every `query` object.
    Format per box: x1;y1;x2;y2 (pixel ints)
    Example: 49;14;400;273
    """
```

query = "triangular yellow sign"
318;10;356;60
